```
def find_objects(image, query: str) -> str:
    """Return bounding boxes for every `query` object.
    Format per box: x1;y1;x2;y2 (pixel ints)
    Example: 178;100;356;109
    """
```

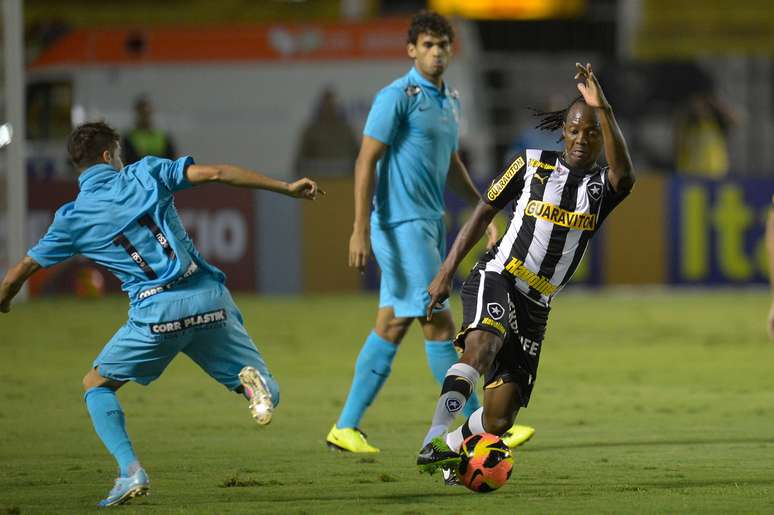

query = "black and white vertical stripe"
485;149;548;276
482;149;608;307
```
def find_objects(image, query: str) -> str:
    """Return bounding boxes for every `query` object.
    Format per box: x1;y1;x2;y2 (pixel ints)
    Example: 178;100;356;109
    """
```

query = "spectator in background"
122;96;176;165
293;87;359;178
674;92;738;178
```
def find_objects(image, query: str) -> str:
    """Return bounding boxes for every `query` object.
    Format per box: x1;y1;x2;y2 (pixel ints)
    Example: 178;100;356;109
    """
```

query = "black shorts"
455;266;550;407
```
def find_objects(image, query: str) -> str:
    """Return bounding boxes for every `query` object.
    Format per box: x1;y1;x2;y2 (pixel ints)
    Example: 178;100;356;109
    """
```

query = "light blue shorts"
93;273;279;405
370;218;450;318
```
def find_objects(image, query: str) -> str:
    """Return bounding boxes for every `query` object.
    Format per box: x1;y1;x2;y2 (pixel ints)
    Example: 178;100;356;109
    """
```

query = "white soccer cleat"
239;366;274;426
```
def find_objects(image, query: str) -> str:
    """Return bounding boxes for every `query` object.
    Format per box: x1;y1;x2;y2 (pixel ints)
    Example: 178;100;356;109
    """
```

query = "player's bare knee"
82;368;124;391
462;332;502;373
420;310;456;341
82;368;103;390
375;316;412;344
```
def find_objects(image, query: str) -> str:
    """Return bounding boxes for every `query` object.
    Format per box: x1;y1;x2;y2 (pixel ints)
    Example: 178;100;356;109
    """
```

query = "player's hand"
485;222;498;250
288;178;325;200
574;62;611;111
768;302;774;341
426;272;451;320
349;229;371;273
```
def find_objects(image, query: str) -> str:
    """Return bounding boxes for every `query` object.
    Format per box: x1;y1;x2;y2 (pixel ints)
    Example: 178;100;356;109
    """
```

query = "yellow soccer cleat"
501;424;536;449
326;425;380;453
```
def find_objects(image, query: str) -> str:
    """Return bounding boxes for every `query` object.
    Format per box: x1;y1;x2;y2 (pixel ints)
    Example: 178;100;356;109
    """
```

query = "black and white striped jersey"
482;149;630;307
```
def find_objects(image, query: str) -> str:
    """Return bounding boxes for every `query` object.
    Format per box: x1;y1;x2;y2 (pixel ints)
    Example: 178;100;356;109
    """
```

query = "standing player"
326;10;535;455
0;122;322;506
415;63;636;475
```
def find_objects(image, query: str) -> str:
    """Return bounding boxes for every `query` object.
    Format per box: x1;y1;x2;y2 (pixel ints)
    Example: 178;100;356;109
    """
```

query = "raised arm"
426;201;499;318
447;152;498;247
186;164;323;200
575;62;635;192
0;256;41;313
349;135;387;272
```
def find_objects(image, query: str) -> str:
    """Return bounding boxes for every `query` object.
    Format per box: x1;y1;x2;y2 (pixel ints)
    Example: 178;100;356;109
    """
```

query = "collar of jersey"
558;154;600;177
78;163;117;190
409;66;448;97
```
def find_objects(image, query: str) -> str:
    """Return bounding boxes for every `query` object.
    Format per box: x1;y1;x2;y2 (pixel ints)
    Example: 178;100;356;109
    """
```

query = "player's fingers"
357;252;368;272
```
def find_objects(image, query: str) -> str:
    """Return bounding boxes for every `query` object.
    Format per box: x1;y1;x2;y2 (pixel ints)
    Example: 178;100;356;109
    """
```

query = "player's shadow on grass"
525;436;774;452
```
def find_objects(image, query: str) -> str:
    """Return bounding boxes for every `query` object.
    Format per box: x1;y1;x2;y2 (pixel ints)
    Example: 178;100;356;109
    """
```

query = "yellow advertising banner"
634;0;774;58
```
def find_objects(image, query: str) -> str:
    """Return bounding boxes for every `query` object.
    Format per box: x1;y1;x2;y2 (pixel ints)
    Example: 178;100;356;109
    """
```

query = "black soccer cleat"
417;437;461;475
442;466;461;486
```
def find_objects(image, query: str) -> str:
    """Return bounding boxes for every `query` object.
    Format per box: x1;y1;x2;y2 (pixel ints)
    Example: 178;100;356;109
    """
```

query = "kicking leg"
182;302;279;426
419;310;482;419
446;382;534;454
328;307;411;453
417;329;503;474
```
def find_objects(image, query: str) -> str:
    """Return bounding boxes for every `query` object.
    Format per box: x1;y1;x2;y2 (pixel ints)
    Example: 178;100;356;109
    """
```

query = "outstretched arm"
447;152;498;247
186;164;324;200
0;256;41;313
575;62;635;193
427;201;499;318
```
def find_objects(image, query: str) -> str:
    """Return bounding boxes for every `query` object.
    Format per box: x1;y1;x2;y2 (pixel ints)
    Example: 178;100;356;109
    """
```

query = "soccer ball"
457;433;513;493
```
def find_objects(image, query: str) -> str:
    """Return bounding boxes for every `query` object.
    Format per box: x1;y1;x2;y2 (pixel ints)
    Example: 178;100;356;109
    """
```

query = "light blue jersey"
28;156;224;305
364;66;460;227
363;67;461;317
27;156;277;399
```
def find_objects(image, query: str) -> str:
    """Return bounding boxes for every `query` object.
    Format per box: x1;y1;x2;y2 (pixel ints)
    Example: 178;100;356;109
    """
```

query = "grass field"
1;289;774;514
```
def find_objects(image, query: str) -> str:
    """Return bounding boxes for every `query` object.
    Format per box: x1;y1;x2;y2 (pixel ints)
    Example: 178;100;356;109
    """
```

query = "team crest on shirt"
587;181;603;201
405;85;422;97
487;302;505;320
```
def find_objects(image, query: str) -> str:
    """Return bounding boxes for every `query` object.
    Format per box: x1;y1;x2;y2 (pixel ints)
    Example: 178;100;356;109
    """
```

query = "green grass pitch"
1;289;773;514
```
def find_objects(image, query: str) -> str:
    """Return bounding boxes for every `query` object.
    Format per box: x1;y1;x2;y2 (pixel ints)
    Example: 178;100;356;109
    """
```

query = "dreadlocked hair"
531;95;585;133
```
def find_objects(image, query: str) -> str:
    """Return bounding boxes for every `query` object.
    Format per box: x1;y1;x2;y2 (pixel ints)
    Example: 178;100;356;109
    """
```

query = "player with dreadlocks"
532;95;584;132
416;63;635;480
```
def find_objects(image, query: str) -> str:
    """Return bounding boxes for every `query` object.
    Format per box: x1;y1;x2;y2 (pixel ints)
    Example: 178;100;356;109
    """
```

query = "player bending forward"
0;122;322;507
415;64;635;481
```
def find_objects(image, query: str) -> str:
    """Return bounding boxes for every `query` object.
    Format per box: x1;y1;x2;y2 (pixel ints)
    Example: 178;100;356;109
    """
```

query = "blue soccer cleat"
97;467;149;507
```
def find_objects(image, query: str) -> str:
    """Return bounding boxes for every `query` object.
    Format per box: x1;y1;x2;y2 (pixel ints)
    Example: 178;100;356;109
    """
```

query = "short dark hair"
407;10;454;45
67;121;120;169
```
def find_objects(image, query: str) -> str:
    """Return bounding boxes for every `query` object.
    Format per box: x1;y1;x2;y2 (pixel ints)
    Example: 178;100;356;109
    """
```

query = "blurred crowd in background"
1;0;773;295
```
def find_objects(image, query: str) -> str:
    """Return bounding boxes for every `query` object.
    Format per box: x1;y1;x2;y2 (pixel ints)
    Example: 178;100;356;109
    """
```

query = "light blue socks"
425;339;481;417
85;386;139;477
337;331;398;429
